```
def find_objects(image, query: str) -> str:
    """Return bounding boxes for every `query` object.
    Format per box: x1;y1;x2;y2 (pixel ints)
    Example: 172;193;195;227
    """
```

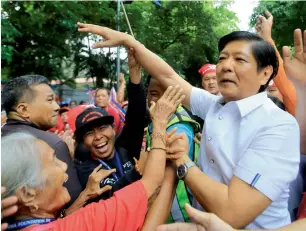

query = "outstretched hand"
77;22;133;48
283;29;306;86
157;204;235;231
255;10;273;41
149;85;185;123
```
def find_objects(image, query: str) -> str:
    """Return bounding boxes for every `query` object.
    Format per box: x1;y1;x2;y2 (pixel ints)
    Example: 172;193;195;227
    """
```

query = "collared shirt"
190;87;300;229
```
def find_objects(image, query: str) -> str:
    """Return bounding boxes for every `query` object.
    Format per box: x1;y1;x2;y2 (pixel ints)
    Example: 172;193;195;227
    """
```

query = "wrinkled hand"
255;10;273;41
283;29;306;86
157;204;235;231
77;22;133;48
59;130;75;159
84;165;115;199
150;85;185;123
1;187;18;231
166;129;189;165
134;128;185;175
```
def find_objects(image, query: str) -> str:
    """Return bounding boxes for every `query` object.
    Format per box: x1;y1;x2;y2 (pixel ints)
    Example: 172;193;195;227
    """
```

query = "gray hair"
1;132;46;198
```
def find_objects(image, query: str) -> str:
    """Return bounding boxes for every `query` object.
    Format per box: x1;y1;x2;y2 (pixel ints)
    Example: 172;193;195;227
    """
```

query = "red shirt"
105;105;121;134
24;181;147;231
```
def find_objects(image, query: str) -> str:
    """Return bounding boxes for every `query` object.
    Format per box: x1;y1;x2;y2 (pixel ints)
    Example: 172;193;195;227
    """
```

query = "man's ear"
260;65;273;86
15;103;31;119
15;185;38;212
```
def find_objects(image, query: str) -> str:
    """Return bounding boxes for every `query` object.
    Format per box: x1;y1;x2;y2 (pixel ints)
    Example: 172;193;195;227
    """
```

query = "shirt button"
208;137;212;141
210;158;215;163
218;115;223;120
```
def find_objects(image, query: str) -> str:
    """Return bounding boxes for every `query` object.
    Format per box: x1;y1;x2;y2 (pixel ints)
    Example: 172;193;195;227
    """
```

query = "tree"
2;0;238;89
120;0;238;86
250;1;306;50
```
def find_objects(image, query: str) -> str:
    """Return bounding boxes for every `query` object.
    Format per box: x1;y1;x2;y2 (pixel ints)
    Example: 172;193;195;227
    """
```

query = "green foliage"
250;0;306;49
2;0;238;88
122;0;238;86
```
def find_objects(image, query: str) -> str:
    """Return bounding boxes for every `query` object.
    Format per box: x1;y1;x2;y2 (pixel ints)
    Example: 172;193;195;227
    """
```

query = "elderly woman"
1;85;185;231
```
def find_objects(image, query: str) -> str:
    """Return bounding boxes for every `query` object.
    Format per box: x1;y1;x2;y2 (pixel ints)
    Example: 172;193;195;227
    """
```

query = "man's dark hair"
218;31;279;92
1;75;49;114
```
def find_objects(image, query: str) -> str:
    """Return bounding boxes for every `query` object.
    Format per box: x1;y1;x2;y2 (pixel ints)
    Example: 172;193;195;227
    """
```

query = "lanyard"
96;151;124;181
6;218;55;231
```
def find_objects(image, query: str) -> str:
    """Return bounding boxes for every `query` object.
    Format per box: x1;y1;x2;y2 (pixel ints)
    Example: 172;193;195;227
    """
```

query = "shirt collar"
217;92;268;117
235;92;268;117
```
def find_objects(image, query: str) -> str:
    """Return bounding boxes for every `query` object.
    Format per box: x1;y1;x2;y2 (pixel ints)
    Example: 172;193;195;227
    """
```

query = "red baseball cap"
198;64;216;77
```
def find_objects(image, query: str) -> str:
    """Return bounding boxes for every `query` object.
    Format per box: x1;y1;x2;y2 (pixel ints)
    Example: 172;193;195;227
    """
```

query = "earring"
31;204;38;212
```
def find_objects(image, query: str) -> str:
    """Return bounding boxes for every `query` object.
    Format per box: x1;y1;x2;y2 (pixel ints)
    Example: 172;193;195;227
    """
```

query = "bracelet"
151;132;166;145
150;147;167;152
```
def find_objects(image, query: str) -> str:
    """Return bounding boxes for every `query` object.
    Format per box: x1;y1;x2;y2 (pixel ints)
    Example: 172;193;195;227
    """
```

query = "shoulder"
261;99;299;130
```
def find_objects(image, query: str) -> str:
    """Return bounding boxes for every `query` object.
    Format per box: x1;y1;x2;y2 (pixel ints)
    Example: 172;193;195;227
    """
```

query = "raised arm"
157;204;306;231
77;22;193;110
283;29;306;154
142;131;190;231
117;73;126;105
115;48;146;159
256;10;297;116
141;86;185;198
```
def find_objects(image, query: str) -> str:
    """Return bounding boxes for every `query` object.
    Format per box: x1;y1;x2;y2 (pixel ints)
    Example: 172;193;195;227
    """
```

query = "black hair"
1;75;49;114
268;95;286;111
95;88;109;96
218;31;279;92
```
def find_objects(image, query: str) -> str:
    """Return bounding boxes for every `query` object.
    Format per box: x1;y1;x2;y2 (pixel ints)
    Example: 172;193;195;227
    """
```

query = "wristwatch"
177;161;196;179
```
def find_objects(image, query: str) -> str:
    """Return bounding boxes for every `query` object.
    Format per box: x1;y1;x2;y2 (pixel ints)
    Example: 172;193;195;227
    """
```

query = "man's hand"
157;204;235;231
149;85;185;124
1;187;18;231
255;10;273;41
283;29;306;86
84;165;115;199
77;22;133;48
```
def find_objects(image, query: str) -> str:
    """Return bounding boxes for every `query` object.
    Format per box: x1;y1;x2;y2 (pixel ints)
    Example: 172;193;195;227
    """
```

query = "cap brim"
75;116;114;140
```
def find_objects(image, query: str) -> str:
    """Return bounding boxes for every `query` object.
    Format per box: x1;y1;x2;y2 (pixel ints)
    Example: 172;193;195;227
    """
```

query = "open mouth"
95;141;108;153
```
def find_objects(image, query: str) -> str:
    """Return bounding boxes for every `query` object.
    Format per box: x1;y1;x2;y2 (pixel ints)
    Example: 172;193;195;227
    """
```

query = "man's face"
95;89;109;108
60;112;68;123
147;78;165;105
83;124;115;160
27;84;60;130
266;85;283;102
201;72;219;95
216;40;271;102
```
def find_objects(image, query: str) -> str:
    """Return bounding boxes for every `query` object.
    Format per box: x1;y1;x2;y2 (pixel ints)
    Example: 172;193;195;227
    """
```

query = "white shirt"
190;87;300;229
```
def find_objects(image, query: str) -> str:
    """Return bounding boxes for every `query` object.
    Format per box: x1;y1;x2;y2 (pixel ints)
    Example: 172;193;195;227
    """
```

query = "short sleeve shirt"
190;87;300;229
